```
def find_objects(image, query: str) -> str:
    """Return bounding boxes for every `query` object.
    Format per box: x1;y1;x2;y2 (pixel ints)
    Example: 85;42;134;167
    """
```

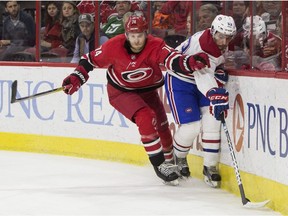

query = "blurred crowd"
0;0;286;71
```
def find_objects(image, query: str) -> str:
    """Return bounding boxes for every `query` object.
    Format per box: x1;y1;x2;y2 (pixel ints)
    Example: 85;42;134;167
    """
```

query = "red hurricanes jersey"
85;34;182;91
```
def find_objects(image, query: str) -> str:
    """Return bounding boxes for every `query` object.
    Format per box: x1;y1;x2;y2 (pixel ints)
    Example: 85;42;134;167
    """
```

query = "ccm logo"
209;95;228;100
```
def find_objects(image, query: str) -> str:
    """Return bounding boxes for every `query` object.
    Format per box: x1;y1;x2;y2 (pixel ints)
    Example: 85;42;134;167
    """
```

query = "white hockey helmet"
243;15;267;40
211;14;237;37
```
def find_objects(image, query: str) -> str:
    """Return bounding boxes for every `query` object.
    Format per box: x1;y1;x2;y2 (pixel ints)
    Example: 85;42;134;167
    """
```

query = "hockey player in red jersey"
165;14;236;187
61;14;210;185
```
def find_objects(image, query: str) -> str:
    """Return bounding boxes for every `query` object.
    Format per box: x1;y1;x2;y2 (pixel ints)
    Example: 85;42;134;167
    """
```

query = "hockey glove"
187;53;210;71
62;66;89;95
214;68;228;87
206;88;229;121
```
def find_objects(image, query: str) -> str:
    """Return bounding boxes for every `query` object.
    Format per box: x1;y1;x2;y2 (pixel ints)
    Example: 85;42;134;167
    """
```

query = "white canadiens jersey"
167;29;226;93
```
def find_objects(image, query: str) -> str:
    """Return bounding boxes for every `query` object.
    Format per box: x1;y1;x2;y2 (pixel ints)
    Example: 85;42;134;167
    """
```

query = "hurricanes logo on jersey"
122;68;153;83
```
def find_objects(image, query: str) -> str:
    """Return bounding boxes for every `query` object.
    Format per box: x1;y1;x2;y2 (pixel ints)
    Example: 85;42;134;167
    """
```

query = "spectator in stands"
71;14;95;63
151;1;172;39
40;2;62;52
77;0;95;15
100;0;143;25
0;1;35;61
49;1;80;61
152;2;171;30
25;1;62;58
252;1;281;34
225;1;249;59
196;3;218;32
159;1;192;48
100;0;132;45
100;1;116;24
231;1;248;31
261;1;281;22
160;1;192;37
60;1;80;56
242;15;282;71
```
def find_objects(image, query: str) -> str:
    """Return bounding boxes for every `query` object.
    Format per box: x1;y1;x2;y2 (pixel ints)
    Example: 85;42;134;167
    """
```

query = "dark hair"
44;1;61;25
60;1;79;23
3;1;18;8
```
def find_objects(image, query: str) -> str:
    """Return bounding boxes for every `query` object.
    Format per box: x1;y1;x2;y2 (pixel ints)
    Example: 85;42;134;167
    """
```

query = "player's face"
213;32;233;52
126;32;147;53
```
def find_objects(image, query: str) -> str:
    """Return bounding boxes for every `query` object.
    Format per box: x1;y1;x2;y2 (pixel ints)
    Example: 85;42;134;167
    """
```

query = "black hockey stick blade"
220;113;270;208
10;80;64;104
11;80;18;104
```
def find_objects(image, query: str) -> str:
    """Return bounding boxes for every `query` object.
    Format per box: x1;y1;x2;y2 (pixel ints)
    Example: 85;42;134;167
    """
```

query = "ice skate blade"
204;176;220;188
243;200;270;208
163;179;179;186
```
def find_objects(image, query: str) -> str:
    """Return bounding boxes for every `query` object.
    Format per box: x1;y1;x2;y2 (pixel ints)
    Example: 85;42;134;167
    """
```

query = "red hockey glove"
214;68;228;87
188;52;210;71
206;88;229;121
62;68;89;95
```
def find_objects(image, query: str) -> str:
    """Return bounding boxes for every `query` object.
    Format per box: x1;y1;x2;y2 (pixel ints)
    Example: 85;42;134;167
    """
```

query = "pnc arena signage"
231;93;288;158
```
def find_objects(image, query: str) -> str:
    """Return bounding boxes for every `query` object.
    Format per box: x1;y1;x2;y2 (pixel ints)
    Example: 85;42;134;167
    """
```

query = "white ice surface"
0;151;280;216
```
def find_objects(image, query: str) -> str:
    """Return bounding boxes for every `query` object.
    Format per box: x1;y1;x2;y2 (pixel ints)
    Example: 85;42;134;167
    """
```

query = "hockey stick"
11;80;64;104
220;113;270;208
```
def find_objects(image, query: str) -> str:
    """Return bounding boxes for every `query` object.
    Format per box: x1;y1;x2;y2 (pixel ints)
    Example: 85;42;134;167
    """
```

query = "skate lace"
158;163;177;176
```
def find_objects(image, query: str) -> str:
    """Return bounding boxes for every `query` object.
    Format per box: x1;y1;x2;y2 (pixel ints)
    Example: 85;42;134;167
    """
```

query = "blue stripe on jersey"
202;148;220;153
181;37;192;54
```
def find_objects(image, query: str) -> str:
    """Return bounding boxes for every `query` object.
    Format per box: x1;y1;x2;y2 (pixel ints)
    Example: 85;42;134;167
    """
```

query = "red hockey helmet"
125;15;148;33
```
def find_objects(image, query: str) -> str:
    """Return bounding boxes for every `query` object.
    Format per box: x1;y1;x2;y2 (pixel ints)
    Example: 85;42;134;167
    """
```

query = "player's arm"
62;44;106;95
194;68;229;121
61;53;96;95
160;45;210;74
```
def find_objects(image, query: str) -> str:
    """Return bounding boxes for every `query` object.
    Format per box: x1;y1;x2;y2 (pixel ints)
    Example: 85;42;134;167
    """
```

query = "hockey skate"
175;156;190;179
154;162;179;186
203;166;221;188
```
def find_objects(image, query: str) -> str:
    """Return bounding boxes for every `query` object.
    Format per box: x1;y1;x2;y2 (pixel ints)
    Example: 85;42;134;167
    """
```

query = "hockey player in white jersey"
165;15;236;187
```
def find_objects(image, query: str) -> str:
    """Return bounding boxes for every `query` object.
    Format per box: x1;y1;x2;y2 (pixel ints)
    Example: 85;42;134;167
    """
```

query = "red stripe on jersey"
174;139;191;150
202;139;220;143
166;75;180;124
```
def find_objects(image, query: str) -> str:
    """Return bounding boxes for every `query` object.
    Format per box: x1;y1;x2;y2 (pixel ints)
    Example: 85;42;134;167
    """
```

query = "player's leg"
142;90;174;163
200;105;222;188
165;74;202;177
107;84;178;183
